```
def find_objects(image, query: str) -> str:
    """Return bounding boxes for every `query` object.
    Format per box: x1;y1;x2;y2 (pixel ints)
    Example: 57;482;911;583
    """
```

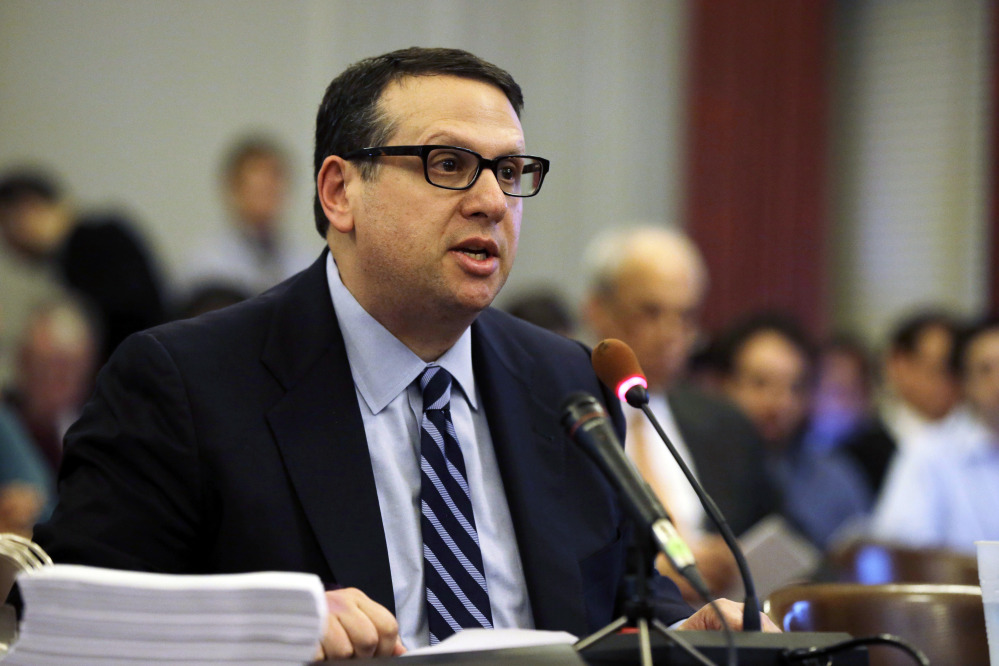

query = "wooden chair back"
766;582;989;666
828;539;979;585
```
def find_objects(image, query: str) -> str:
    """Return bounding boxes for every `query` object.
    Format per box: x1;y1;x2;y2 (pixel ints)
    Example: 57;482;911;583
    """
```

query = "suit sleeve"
33;331;205;572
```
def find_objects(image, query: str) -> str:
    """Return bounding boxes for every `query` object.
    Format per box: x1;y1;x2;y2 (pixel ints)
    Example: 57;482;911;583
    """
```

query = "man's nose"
462;169;510;222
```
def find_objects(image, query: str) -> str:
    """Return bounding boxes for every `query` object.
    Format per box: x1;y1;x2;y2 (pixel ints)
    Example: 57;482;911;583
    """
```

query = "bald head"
583;226;708;390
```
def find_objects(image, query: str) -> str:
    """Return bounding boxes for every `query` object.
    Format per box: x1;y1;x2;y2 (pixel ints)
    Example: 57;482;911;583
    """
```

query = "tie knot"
419;365;452;412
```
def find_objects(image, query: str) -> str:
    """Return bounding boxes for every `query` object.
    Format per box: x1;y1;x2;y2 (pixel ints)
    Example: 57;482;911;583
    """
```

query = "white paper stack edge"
3;564;327;665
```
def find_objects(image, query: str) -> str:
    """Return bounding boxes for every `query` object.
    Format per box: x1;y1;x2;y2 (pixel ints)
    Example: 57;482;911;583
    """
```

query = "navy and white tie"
418;364;493;644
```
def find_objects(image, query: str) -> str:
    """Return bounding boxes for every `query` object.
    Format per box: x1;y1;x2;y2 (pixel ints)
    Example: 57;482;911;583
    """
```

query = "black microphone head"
591;339;649;408
560;391;606;435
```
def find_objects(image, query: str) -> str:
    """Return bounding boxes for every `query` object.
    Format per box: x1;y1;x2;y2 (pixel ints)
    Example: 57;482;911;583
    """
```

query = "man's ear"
317;155;355;234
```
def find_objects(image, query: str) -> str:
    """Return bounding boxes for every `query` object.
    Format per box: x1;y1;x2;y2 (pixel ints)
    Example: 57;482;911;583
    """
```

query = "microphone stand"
639;402;763;632
574;530;716;666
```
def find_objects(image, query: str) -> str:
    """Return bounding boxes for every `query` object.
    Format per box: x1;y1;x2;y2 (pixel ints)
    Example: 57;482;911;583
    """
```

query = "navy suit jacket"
35;252;692;636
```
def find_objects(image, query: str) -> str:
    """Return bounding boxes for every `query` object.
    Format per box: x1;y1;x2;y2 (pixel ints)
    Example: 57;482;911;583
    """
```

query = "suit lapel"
472;315;589;635
261;253;394;613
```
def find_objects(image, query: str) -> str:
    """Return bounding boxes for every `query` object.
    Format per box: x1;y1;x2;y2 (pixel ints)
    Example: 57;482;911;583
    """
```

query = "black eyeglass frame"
341;145;550;197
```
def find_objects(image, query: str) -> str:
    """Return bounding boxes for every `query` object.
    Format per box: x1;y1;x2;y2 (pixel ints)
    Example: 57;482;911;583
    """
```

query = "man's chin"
453;276;506;313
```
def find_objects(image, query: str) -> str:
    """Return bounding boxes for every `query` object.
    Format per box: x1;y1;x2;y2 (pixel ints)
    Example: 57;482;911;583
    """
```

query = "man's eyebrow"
424;133;526;155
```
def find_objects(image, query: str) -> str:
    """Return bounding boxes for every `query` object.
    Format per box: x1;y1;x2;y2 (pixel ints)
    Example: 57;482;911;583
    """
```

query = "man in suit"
583;226;780;601
34;49;771;659
715;312;872;549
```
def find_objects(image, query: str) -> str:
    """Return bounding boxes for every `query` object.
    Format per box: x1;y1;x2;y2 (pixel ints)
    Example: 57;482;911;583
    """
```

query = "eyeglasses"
341;145;550;197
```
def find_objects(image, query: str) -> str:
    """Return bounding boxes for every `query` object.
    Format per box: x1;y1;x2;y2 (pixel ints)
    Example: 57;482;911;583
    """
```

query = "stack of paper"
4;565;327;665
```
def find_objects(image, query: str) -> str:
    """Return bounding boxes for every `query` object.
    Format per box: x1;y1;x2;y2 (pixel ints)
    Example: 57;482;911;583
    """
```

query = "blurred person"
806;333;875;453
503;288;576;337
869;314;999;554
177;135;314;300
685;335;726;395
717;313;872;549
0;169;166;364
843;310;963;495
583;226;779;599
0;305;54;536
172;283;251;320
4;299;99;474
0;248;65;387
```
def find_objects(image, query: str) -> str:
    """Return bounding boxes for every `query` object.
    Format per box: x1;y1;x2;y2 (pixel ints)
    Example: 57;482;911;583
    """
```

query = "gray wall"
831;0;991;345
1;0;992;358
0;0;688;310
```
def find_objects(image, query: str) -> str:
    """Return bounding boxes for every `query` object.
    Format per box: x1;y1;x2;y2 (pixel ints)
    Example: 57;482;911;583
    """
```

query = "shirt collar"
325;253;477;414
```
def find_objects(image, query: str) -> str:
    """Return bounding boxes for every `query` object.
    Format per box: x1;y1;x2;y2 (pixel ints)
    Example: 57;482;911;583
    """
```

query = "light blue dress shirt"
324;254;533;649
870;408;999;555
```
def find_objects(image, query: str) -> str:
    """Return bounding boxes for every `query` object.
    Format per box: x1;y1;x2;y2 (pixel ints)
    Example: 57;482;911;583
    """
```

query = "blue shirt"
0;404;54;519
870;408;999;555
324;254;533;649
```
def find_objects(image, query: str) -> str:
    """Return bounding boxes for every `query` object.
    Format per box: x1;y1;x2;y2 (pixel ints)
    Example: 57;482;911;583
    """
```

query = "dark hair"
822;331;874;388
504;290;575;335
174;282;252;321
312;47;524;238
716;311;817;379
221;134;289;185
889;309;960;355
0;170;62;208
949;313;999;378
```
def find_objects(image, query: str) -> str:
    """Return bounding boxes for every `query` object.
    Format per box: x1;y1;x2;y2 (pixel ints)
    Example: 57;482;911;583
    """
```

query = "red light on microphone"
616;374;648;404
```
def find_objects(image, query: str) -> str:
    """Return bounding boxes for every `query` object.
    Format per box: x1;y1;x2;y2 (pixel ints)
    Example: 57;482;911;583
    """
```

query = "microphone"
590;338;763;632
559;392;708;597
592;339;649;407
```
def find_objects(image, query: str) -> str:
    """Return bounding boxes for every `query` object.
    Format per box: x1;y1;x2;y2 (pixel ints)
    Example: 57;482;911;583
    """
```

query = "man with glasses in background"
35;48;770;660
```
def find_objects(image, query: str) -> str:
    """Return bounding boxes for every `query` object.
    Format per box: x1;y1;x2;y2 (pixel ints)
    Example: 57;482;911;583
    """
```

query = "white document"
405;628;578;656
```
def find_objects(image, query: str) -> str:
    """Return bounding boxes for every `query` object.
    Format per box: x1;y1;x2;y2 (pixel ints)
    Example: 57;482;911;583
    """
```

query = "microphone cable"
782;633;930;665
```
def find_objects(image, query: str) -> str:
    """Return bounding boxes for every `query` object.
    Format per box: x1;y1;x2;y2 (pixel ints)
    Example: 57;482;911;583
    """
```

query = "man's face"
812;348;869;427
724;331;811;446
0;197;72;260
890;325;959;420
962;329;999;432
336;75;523;327
228;155;288;235
588;256;702;391
19;316;96;421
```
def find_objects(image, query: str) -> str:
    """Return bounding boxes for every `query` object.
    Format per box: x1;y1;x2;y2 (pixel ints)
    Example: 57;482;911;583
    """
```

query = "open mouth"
459;248;490;261
453;238;499;261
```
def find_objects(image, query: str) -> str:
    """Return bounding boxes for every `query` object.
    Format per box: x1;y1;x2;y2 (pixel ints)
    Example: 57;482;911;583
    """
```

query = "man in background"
870;314;999;553
716;313;872;549
807;333;875;453
0;171;166;364
843;310;963;495
4;299;99;474
176;135;314;303
582;226;779;599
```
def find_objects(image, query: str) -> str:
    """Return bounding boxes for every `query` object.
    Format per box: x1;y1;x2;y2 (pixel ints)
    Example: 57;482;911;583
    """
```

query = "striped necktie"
418;364;493;645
